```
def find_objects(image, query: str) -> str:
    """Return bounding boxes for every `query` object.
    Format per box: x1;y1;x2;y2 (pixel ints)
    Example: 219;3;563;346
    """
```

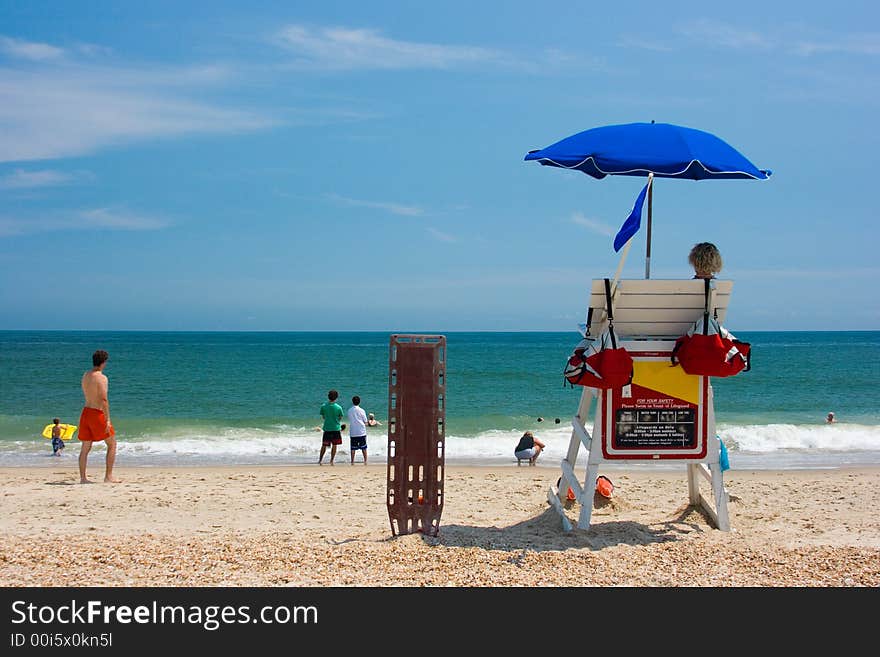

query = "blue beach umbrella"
524;121;771;277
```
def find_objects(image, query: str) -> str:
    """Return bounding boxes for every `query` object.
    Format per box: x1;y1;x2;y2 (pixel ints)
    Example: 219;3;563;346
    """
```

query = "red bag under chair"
671;279;751;378
564;279;633;390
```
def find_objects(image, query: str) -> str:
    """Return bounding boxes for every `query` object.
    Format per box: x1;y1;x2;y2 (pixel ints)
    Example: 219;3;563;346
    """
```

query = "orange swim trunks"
78;407;115;442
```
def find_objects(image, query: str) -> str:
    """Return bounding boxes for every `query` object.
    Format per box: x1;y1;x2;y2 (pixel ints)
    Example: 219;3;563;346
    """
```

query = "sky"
1;1;878;331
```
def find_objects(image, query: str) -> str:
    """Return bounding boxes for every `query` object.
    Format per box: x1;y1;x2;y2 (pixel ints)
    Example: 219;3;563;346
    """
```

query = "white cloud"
0;36;64;61
675;20;880;57
623;19;880;60
78;207;169;230
273;24;600;74
0;207;169;236
677;19;772;50
733;266;880;280
0;67;275;163
570;212;614;237
0;168;76;190
426;227;455;242
0;33;277;163
792;34;880;56
72;42;114;58
275;24;507;70
327;193;424;217
616;36;674;53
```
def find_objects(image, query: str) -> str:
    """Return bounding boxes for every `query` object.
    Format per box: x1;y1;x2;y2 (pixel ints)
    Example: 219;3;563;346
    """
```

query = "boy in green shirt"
319;389;344;465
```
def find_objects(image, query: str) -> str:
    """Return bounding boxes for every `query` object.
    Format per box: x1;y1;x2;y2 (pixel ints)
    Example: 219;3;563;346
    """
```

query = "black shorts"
322;431;342;446
350;435;367;451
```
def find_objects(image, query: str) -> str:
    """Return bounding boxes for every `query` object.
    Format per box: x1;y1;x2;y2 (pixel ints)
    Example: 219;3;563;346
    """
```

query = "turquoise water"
1;330;878;468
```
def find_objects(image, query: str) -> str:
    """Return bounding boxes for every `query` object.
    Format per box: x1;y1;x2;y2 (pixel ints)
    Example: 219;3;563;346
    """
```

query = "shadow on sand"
375;501;717;553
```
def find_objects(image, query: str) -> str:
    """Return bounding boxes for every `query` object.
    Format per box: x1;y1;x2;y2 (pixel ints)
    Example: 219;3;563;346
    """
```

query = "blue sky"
1;1;878;331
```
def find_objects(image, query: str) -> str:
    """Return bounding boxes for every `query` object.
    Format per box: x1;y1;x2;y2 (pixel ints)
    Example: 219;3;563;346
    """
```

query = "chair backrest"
584;279;734;340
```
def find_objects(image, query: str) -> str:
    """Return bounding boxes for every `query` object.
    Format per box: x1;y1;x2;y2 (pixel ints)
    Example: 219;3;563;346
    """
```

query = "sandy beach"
1;463;878;587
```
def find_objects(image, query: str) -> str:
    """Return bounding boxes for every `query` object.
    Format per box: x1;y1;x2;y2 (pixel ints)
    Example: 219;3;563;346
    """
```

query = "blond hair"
688;242;722;278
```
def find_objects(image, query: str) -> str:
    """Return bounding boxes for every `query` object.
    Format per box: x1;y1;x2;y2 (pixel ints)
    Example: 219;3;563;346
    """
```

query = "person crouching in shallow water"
514;430;545;466
826;412;836;424
689;242;723;279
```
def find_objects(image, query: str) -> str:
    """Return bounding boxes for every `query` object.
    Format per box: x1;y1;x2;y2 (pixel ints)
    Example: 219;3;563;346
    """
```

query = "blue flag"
613;181;650;252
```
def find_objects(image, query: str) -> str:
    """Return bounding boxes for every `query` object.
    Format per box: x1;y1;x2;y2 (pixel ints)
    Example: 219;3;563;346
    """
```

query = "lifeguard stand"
549;278;733;532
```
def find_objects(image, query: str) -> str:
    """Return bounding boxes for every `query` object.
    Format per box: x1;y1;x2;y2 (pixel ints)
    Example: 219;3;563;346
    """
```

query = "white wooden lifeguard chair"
549;277;733;532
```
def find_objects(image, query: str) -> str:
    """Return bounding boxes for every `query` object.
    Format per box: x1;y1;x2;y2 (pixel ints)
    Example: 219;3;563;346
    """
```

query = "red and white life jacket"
564;278;633;389
564;326;634;389
671;281;751;377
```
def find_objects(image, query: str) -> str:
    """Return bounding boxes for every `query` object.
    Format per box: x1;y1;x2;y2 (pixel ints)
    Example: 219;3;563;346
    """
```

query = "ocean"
1;331;878;470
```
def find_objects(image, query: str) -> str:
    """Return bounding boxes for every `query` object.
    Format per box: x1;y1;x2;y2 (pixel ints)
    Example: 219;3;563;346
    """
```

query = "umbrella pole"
645;173;654;279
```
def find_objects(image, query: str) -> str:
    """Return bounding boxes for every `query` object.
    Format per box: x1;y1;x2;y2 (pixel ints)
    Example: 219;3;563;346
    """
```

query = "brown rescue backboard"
386;334;446;537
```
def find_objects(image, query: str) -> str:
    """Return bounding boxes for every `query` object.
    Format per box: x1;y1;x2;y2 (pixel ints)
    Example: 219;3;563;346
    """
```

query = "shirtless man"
78;349;120;483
